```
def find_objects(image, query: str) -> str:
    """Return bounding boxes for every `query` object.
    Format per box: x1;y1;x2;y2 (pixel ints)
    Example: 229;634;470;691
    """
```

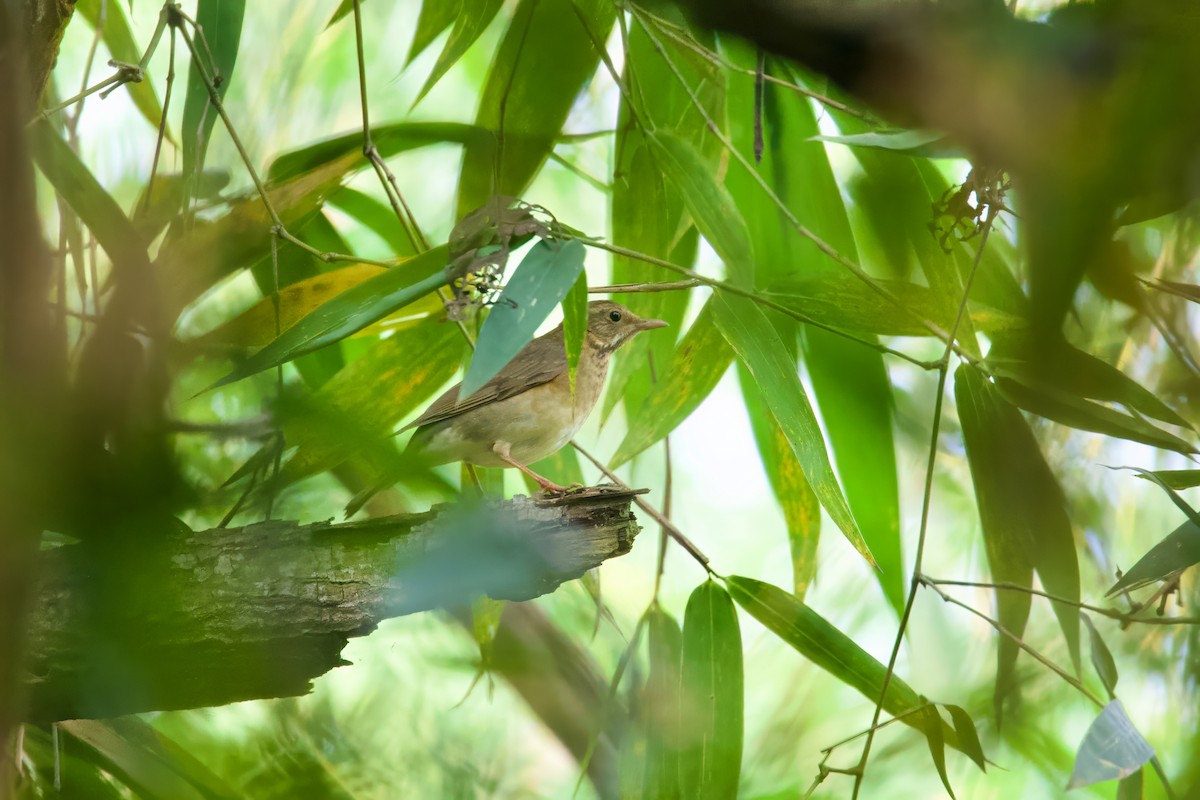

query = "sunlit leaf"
181;0;245;182
955;364;1082;706
460;238;586;398
456;0;615;216
713;292;872;566
207;244;452;390
1134;468;1200;490
813;129;962;158
77;0;170;138
1081;613;1119;699
679;581;742;800
648;130;754;287
737;363;819;598
1105;519;1200;597
610;297;733;468
913;705;956;798
414;0;505;105
404;0;460;62
1068;701;1154;790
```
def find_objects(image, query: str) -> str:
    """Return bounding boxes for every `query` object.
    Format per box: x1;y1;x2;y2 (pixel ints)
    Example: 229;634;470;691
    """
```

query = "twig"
572;442;712;571
588;279;701;294
852;208;996;798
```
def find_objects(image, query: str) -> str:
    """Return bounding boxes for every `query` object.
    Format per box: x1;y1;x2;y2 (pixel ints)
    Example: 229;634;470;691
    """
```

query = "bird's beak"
636;317;668;331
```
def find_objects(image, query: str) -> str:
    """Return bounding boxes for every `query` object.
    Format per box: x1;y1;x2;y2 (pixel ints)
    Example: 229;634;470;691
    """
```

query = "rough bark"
26;0;76;103
24;486;643;722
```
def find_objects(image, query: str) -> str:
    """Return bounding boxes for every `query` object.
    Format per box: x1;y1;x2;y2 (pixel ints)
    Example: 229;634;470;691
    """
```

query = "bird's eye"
609;310;622;322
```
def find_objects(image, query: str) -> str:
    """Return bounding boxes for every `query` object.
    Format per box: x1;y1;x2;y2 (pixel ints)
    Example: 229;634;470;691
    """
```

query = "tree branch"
24;486;644;722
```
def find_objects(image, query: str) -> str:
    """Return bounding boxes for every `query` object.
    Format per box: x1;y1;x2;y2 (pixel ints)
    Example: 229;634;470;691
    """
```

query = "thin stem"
588;279;702;294
852;209;995;798
925;576;1200;626
588;240;937;370
142;22;177;217
572;442;712;571
549;151;611;193
31;74;122;123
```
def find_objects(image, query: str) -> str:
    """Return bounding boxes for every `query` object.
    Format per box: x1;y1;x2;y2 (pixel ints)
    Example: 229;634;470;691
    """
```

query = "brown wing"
402;328;567;430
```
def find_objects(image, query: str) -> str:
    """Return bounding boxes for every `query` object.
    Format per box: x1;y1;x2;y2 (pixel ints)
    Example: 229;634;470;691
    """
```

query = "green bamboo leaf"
1134;469;1200;490
1068;701;1154;790
461;238;586;398
1081;613;1119;698
1117;769;1145;800
679;581;742;800
563;270;588;394
713;292;872;566
727;576;987;767
725;56;900;604
413;0;505;105
404;0;460;62
737;362;819;597
181;0;244;181
647;130;754;287
267;121;484;184
1105;519;1200;597
456;0;615;216
944;704;987;772
1146;278;1200;305
523;447;585;495
643;606;684;800
955;364;1082;706
994;377;1194;454
206;244;452;390
609;297;733;469
913;705;955;798
76;0;169;138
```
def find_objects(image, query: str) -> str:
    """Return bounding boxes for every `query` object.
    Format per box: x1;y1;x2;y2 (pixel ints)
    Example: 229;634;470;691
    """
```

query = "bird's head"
585;300;668;353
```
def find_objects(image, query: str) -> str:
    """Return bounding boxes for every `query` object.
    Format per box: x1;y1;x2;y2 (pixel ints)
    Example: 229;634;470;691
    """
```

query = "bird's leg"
491;441;568;494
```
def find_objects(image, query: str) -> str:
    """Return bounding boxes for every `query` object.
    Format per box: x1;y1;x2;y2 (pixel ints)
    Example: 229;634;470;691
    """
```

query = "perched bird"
403;299;666;493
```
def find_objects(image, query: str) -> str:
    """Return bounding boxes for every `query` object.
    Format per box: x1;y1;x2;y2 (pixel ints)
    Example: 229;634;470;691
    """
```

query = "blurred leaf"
61;718;238;800
132;171;230;241
1134;469;1200;490
207;244;452;390
955;364;1082;703
945;704;987;772
994;378;1194;455
472;595;506;668
460;238;586;398
267;121;484;184
737;363;819;597
77;0;169;138
30;120;152;282
988;335;1189;428
648;130;754;287
679;581;742;800
1068;701;1154;790
764;274;1023;337
405;0;460;62
324;0;363;29
642;606;684;800
609;297;732;468
713;292;872;566
328;187;417;257
1146;278;1200;305
456;0;615;216
414;0;504;105
1081;613;1119;699
563;270;588;394
1105;520;1200;597
181;0;244;181
284;312;466;480
814;129;962;158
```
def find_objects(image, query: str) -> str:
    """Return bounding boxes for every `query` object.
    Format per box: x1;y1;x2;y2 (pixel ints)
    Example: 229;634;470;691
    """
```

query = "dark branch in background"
24;487;643;722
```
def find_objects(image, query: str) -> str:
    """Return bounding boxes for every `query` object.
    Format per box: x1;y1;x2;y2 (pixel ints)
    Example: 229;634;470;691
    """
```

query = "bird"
402;299;667;494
